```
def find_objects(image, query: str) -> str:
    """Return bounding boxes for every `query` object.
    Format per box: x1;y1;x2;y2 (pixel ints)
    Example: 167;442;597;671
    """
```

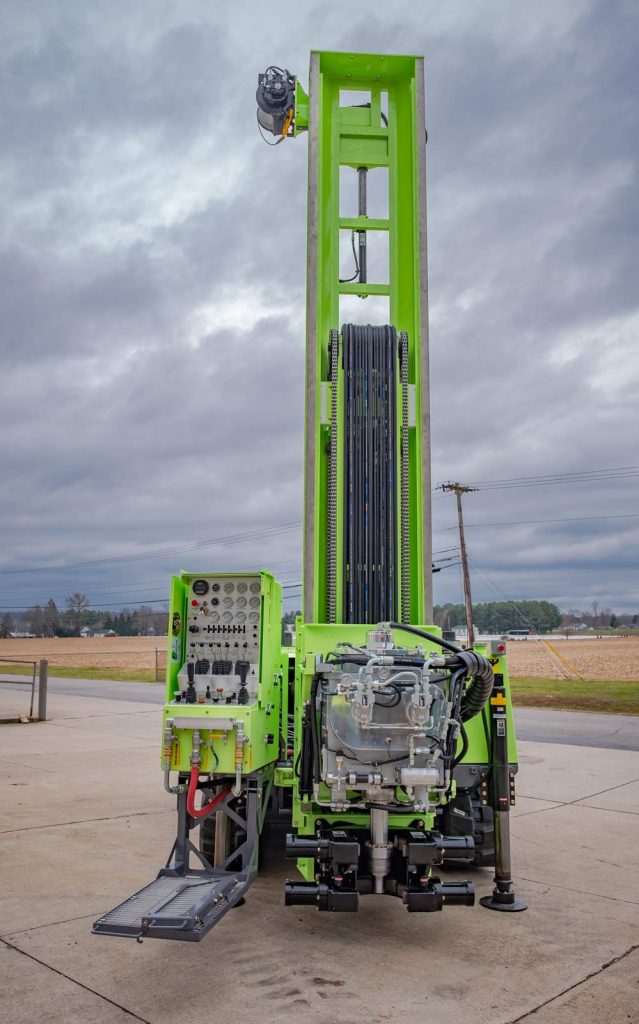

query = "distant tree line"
3;594;168;638
562;602;638;629
433;600;562;634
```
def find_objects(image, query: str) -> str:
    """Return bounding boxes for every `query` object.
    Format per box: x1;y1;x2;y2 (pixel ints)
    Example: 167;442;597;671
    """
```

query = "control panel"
173;575;263;707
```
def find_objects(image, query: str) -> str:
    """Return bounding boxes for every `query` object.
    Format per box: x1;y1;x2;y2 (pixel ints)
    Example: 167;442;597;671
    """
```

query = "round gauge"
236;581;248;594
249;581;260;594
223;581;235;593
235;611;246;623
235;596;247;608
192;579;209;596
210;611;220;624
222;611;233;623
249;596;260;608
211;597;219;606
211;583;220;592
248;612;259;624
223;596;234;608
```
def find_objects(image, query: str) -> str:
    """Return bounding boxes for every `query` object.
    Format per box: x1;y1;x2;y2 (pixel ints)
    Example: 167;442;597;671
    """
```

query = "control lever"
186;662;197;704
236;660;250;705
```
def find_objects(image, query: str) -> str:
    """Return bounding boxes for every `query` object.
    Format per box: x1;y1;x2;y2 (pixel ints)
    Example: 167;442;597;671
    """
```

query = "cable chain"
400;331;410;623
327;329;339;623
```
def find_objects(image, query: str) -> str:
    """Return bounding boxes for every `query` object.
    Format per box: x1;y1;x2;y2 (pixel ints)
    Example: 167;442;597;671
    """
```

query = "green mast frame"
302;51;433;626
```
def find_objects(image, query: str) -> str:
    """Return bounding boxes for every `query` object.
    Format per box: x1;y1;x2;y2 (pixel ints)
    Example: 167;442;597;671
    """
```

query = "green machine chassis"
93;51;526;944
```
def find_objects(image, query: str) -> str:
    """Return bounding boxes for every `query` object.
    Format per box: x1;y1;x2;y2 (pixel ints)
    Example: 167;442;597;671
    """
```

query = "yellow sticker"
490;694;507;705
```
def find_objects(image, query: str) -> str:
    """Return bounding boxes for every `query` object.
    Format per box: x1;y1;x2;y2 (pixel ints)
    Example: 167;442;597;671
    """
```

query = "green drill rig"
93;50;526;943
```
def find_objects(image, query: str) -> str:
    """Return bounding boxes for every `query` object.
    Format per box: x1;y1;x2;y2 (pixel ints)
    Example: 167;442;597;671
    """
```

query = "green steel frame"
302;52;432;626
93;52;525;941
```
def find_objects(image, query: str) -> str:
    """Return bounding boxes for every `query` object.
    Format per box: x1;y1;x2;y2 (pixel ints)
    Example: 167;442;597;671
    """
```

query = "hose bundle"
453;650;495;722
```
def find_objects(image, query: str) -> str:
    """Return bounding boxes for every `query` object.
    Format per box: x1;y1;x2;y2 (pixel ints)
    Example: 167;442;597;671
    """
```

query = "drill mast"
302;51;433;626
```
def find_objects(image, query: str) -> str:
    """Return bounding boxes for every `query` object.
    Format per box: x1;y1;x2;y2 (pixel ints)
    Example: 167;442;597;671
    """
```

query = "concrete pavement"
0;687;638;1024
2;674;637;748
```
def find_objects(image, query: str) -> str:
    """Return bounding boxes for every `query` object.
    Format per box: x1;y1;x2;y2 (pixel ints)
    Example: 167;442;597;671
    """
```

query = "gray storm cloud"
0;0;637;614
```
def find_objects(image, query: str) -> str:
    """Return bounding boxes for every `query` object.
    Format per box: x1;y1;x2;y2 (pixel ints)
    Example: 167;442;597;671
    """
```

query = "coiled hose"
387;622;494;721
452;650;495;722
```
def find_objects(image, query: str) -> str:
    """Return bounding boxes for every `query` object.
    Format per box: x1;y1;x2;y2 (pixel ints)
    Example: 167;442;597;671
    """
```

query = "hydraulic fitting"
190;730;201;768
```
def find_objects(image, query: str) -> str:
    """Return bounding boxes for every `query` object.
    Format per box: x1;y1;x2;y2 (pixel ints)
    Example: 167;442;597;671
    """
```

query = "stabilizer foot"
480;890;527;912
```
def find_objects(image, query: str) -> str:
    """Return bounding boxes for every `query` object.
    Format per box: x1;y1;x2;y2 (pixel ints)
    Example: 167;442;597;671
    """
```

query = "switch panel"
173;574;264;707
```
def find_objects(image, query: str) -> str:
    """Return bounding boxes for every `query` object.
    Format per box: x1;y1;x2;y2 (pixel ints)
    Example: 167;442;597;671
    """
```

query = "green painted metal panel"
161;570;283;775
301;51;432;627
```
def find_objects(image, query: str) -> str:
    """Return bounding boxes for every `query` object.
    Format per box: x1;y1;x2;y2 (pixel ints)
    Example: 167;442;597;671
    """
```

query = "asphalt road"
1;674;637;750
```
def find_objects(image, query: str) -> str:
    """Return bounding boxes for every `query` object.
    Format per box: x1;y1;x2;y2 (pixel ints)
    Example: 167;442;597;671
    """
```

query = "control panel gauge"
249;596;260;608
211;582;220;592
249;581;260;594
223;582;235;593
236;581;248;593
222;596;234;608
210;611;220;624
222;611;233;623
236;596;247;608
249;611;259;624
235;611;246;623
192;579;209;596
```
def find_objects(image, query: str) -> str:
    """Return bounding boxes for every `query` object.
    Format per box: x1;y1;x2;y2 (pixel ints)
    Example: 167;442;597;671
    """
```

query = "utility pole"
440;482;477;648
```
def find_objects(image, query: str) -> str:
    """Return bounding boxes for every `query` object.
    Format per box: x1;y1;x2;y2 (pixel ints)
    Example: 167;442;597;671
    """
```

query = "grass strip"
0;663;158;683
510;676;638;715
2;665;636;713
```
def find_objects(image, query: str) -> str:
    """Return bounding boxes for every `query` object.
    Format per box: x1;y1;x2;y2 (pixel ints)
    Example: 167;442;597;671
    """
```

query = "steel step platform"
92;869;248;942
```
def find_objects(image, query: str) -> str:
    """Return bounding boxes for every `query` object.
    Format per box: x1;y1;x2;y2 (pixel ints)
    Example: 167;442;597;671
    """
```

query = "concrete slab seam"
1;910;105;940
505;943;639;1023
515;777;639;819
0;937;154;1023
511;830;639;876
519;874;639;906
0;808;173;836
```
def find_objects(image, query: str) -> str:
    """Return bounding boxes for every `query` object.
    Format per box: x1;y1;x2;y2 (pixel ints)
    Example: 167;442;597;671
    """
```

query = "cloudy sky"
1;0;638;618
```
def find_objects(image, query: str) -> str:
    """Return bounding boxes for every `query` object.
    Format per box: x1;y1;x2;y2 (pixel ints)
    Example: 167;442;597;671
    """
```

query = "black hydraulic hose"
452;650;495;722
452;722;469;768
387;621;463;654
365;803;423;815
310;673;321;784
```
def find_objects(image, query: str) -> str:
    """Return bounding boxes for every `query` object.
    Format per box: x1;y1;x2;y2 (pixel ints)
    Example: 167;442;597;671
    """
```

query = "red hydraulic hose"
186;768;232;819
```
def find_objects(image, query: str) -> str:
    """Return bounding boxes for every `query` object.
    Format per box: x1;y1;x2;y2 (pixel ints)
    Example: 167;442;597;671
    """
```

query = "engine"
291;627;496;905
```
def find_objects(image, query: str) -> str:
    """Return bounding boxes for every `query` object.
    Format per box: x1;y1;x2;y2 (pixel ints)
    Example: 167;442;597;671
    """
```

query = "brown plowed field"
1;635;638;682
505;636;639;681
0;636;163;674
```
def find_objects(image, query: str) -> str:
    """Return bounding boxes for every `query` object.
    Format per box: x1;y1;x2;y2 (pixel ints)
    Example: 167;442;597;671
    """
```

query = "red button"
191;600;199;607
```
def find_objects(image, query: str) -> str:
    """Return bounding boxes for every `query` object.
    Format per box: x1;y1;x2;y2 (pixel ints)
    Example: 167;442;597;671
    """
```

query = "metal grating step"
93;870;248;942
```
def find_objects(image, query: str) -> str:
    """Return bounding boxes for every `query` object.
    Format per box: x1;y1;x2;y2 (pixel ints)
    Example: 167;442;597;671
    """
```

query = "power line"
434;512;639;532
0;522;302;576
462;467;639;492
465;551;535;631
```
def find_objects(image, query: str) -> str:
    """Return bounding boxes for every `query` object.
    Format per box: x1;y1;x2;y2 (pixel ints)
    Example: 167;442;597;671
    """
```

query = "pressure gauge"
192;579;209;596
235;611;246;623
210;611;220;624
236;596;247;608
249;612;259;624
223;596;234;608
211;583;220;592
223;581;234;593
249;581;260;594
249;596;260;608
236;581;248;594
222;611;233;623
